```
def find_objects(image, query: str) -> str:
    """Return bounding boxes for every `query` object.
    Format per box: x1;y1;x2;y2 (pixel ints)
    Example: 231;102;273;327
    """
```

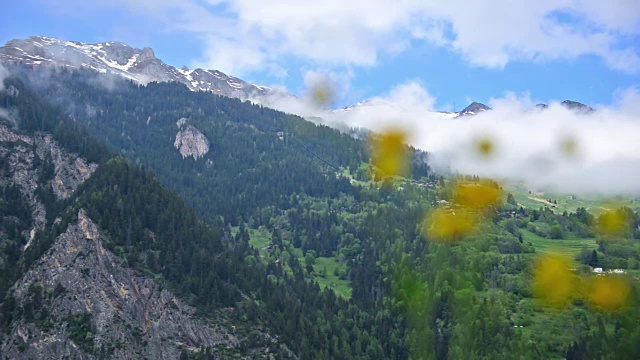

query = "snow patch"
227;80;242;89
124;54;139;70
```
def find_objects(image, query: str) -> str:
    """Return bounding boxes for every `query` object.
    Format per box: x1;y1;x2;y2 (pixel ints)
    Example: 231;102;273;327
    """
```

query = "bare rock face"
176;117;187;128
1;124;44;247
0;124;97;248
34;134;98;200
1;210;240;359
174;123;209;160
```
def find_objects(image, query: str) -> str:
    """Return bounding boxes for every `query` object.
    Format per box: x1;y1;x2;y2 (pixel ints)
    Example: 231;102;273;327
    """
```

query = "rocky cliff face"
40;134;97;200
0;116;294;360
174;121;210;160
0;123;97;249
1;210;246;359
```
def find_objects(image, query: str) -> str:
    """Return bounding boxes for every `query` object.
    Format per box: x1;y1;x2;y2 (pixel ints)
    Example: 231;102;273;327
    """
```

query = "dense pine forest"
1;67;640;359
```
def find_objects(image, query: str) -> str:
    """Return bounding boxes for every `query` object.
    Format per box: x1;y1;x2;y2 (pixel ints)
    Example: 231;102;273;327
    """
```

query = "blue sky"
1;0;639;110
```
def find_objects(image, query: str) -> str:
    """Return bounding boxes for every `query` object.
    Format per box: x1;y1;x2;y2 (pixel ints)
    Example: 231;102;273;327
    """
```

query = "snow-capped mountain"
331;99;470;119
456;101;492;117
0;36;276;100
332;98;413;114
0;36;596;119
332;98;594;121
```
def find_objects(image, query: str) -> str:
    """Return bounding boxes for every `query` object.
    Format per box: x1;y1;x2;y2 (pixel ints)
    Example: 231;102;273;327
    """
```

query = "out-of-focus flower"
422;207;477;242
474;135;496;158
453;180;502;211
596;209;630;237
559;135;580;158
533;254;574;308
307;80;336;108
588;275;630;312
370;129;410;179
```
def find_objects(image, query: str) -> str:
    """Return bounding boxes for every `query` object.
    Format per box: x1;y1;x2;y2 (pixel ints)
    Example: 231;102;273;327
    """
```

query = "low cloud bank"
263;81;640;196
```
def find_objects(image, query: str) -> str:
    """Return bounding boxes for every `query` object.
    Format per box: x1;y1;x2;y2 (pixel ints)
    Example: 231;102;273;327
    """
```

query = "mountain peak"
139;47;156;62
0;36;275;101
561;100;594;113
457;101;491;117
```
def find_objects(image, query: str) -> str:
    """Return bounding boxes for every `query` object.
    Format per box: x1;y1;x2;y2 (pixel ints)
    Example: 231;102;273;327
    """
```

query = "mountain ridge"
1;36;597;122
0;36;277;101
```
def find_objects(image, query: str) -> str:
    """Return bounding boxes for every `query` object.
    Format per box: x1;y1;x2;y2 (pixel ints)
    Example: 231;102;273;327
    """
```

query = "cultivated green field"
236;231;352;298
505;182;640;216
312;256;352;298
231;226;273;259
291;247;352;298
248;228;272;249
521;229;598;258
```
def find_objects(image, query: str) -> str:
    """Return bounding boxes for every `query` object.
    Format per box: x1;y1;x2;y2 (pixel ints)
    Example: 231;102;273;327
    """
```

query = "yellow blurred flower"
597;209;629;237
559;135;579;157
308;81;336;107
532;254;574;308
474;136;496;158
588;275;630;312
422;207;477;242
453;180;502;211
370;129;410;179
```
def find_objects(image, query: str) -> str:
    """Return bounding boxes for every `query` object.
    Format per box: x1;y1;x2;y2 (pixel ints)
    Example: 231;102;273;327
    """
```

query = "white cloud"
253;68;355;116
612;86;640;115
38;1;640;195
576;0;640;34
312;83;640;196
307;80;440;142
384;80;437;110
195;36;268;76
81;0;640;75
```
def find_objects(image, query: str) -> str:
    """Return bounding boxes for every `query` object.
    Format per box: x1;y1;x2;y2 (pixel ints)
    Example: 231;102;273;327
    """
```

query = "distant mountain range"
0;36;278;100
0;36;595;117
330;98;594;122
454;100;594;117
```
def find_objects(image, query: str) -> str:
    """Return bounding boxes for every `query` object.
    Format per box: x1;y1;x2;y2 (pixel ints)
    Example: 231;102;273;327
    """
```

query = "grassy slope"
310;256;352;298
291;247;352;298
248;228;272;250
505;182;640;216
234;228;352;298
521;229;598;258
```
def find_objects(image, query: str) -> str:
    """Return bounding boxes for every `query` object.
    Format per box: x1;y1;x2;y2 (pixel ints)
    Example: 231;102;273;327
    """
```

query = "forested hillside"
2;68;640;359
0;74;405;358
10;66;429;225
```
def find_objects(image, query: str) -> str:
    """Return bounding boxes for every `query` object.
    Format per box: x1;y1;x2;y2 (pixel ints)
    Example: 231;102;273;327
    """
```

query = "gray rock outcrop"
174;123;209;160
0;124;97;249
1;210;240;359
